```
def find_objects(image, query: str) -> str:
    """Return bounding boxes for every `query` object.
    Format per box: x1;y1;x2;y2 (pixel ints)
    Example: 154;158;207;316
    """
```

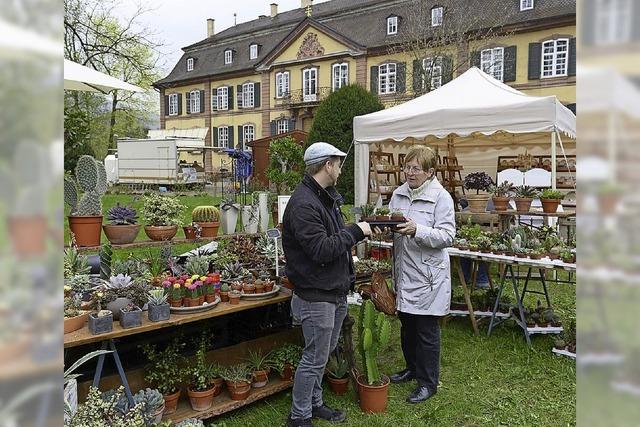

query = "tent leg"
551;131;557;190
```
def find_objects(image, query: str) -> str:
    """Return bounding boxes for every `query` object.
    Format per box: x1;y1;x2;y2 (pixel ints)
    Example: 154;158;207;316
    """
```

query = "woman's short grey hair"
404;145;437;172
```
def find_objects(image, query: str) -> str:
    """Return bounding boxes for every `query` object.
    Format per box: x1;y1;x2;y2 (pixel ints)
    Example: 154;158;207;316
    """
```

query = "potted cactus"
229;289;241;305
490;181;515;211
539;189;565;214
64;155;107;247
102;203;140;245
375;207;390;220
463;172;494;213
356;300;391;413
514;185;540;213
220;283;230;302
147;288;170;322
192;205;220;237
141;194;186;241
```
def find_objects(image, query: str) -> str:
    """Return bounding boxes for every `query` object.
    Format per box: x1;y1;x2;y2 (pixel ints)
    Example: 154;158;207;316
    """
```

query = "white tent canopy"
353;67;576;206
64;59;145;93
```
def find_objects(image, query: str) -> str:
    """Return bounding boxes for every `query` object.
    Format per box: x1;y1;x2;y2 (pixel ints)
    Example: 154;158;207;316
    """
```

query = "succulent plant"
256;234;277;259
64;155;107;216
68;274;93;293
107;203;138;225
375;207;390;216
511;234;524;253
64;293;83;318
175;419;205;427
360;203;376;218
105;273;133;290
514;185;540;199
220;364;252;383
540;189;565;200
220;283;230;292
358;300;391;385
491;180;515;197
133;387;164;418
222;261;250;280
141;194;186;226
64;246;91;279
192;205;220;222
147;288;168;306
185;255;210;277
99;243;112;281
326;353;349;379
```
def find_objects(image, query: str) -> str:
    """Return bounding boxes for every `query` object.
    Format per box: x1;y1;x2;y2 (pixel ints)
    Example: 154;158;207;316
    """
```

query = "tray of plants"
240;285;281;300
170;296;221;314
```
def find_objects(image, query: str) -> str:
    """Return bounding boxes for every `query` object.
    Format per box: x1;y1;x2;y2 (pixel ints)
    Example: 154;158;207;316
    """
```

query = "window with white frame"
186;58;194;71
595;0;632;45
378;63;397;94
242;83;254;108
189;90;200;113
480;47;504;81
275;71;290;98
387;16;398;35
217;126;229;148
168;93;178;115
520;0;534;11
303;68;317;101
224;49;233;64
541;39;569;78
332;63;349;91
422;57;443;90
277;119;289;134
250;44;258;59
431;7;443;26
216;87;228;111
243;124;255;146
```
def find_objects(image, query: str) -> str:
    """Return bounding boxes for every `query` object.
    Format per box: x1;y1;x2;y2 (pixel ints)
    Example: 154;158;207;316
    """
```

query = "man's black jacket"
282;174;364;303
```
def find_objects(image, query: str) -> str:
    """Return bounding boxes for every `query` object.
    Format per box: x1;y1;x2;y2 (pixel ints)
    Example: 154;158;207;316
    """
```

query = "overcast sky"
117;0;332;76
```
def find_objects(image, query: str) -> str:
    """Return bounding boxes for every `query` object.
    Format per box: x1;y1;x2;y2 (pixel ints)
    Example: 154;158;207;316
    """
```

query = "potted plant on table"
514;185;539;213
228;289;241;305
272;343;303;381
169;281;183;307
64;293;89;334
463;172;494;213
356;300;391;413
141;194;186;241
326;352;350;396
490;181;515;212
220;283;230;302
186;338;217;411
147;288;170;322
539;189;565;214
88;291;113;335
133;387;165;424
102;203;140;245
64;155;107;247
245;349;273;388
183;222;201;240
140;339;185;415
119;303;142;329
192;205;220;237
221;364;253;400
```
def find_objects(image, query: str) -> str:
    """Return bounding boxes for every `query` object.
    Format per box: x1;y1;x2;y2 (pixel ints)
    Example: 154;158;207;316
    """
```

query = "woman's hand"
396;219;417;237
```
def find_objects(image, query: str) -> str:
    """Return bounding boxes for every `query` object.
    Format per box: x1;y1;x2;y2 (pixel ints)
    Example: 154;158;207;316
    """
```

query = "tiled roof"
155;0;575;87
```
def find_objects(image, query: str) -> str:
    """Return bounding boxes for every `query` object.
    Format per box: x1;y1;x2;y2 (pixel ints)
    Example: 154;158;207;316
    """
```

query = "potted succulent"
271;343;303;381
514;185;540;213
243;282;256;294
183;279;202;307
245;349;273;388
119;303;142;329
375;207;390;220
186;339;217;411
133;387;165;424
560;248;575;264
220;198;241;235
360;203;376;221
254;278;266;294
141;194;186;241
539;189;565;214
102;273;134;320
64;155;107;247
220;283;230;302
221;364;253;400
326;352;349;396
64;293;89;334
169;281;183;307
229;289;241;304
356;300;391;413
192;205;220;237
390;209;406;221
490;181;515;212
88;292;113;335
463;172;494;213
147;288;170;322
183;222;201;240
102;203;140;245
476;235;492;253
140;339;185;415
175;419;205;427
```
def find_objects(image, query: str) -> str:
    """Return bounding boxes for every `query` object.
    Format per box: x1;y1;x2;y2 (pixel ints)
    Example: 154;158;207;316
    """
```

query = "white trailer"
115;138;205;185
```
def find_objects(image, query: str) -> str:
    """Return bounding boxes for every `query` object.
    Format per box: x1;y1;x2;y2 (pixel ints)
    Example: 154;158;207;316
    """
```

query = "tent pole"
551;131;557;190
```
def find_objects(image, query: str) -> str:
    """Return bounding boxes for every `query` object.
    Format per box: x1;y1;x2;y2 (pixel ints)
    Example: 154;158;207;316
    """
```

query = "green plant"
104;273;133;290
185;255;209;277
220;283;230;292
222;261;250;280
192;205;220;222
67;386;145;427
514;185;540;198
99;243;112;281
491;181;515;197
133;387;164;422
326;353;349;379
375;207;390;216
476;234;492;250
147;288;168;306
64;245;91;279
271;343;303;374
358;300;391;385
265;136;305;195
140;339;186;395
141;194;186;226
67;274;92;294
463;172;494;194
187;336;215;392
245;349;273;371
457;219;483;243
540;189;565;200
175;419;205;427
511;234;524;253
221;364;252;383
360;203;376;218
64;294;83;318
64;154;107;216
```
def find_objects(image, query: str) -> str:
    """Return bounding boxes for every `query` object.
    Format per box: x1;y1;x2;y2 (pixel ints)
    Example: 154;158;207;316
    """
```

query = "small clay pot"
220;291;230;302
229;293;241;305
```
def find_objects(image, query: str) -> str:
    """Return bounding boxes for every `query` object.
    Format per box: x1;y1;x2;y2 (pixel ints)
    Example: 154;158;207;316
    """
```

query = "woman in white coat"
388;145;456;404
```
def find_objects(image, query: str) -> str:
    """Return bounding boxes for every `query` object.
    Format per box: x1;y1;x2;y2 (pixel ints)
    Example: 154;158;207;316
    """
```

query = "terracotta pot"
225;380;251;400
327;375;349;396
243;284;256;294
144;225;178;241
357;374;389;414
196;221;220;238
279;363;294;381
212;377;224;397
375;215;389;221
199;295;205;305
492;196;510;212
229;294;241;305
187;385;215;411
465;194;489;213
540;198;560;214
514;198;533;213
264;282;274;292
254;284;265;294
220;291;230;302
7;215;47;257
205;293;216;303
170;297;183;307
252;369;269;388
150;404;165;424
183;226;198;240
102;224;140;245
64;311;89;334
185;297;200;307
68;215;103;247
162;389;181;415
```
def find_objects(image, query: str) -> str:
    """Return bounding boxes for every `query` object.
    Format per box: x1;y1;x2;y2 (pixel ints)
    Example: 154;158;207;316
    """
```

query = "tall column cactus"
358;300;391;385
64;155;107;216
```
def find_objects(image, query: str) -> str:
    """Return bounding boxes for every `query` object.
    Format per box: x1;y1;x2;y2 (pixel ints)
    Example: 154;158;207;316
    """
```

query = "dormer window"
431;6;443;26
186;57;194;71
250;44;258;60
520;0;534;11
387;16;398;35
224;49;233;65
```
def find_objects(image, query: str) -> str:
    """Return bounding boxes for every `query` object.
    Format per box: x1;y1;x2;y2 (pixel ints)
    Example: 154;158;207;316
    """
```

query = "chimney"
301;0;312;9
270;3;278;17
207;18;215;37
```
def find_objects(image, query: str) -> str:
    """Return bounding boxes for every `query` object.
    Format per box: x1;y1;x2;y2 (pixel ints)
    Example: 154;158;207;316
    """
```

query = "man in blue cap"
283;142;372;427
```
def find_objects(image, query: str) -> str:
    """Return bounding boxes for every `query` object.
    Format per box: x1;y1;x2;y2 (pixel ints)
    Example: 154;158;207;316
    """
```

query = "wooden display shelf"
165;377;293;423
490;210;576;218
64;292;292;348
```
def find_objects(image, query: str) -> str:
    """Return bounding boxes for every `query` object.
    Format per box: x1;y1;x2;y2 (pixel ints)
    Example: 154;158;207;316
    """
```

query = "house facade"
154;0;576;175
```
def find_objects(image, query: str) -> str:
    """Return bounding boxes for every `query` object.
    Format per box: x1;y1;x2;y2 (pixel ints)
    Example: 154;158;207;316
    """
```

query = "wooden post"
341;314;360;402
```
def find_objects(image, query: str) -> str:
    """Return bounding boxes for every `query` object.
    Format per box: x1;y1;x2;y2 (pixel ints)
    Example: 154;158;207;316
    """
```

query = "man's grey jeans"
290;293;347;420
